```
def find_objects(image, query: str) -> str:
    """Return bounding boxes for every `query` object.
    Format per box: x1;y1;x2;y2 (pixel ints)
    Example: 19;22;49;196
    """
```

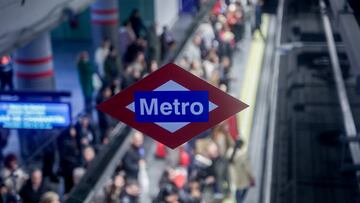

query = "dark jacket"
146;26;160;63
104;55;120;85
130;15;145;38
209;157;229;194
75;122;97;146
57;129;82;175
77;60;94;98
123;42;145;66
0;193;16;203
121;146;141;180
255;4;263;28
96;91;113;141
19;181;49;203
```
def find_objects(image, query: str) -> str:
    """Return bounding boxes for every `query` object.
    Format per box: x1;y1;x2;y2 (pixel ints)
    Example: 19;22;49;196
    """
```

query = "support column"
14;32;55;90
91;0;119;48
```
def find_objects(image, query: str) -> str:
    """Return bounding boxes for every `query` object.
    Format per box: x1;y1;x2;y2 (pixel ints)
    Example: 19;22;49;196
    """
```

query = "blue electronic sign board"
0;102;71;129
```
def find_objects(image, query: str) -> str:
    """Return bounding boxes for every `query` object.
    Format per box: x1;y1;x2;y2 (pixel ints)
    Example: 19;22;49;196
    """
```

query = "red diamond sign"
97;63;248;148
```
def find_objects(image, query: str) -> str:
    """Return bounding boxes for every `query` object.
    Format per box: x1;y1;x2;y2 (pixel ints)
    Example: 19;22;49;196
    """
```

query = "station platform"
2;0;360;203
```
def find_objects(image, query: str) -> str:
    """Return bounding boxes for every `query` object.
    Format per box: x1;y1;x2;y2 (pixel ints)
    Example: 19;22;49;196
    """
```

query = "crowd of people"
150;1;260;202
0;0;264;202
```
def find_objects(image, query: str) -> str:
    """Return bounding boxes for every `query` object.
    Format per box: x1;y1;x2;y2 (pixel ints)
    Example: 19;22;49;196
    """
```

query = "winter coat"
77;60;94;98
121;146;142;180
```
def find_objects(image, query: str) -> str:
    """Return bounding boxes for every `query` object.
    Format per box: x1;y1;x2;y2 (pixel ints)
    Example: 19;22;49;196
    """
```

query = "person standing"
77;51;94;113
75;115;97;147
184;35;202;63
160;26;175;61
252;0;265;40
105;174;125;203
146;23;161;64
0;55;14;91
121;132;145;181
119;21;136;57
120;180;141;203
0;154;28;195
104;47;121;89
0;179;17;203
82;146;96;169
57;127;82;193
19;169;49;203
129;9;146;38
227;140;255;203
96;85;114;143
94;39;110;79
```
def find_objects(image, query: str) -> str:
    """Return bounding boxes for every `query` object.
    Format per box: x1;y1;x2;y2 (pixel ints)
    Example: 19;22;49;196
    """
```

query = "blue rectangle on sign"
134;91;209;122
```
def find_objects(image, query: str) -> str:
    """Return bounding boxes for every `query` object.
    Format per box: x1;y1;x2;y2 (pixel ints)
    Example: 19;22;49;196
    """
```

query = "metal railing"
319;0;360;191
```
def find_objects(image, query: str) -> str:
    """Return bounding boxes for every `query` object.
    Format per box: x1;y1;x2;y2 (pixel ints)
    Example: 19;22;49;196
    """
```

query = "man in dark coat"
75;115;97;147
19;169;49;203
121;132;144;180
146;24;161;63
129;9;146;38
96;85;114;143
160;26;175;61
77;51;94;113
104;47;121;87
252;0;265;40
57;127;82;193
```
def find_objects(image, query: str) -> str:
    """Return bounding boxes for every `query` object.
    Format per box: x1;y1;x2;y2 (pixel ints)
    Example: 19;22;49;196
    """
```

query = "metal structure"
319;0;360;190
262;0;360;202
263;0;285;202
328;0;360;77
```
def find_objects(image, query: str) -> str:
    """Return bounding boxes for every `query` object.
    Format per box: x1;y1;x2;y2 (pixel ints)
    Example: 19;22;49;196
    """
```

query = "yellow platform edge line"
238;14;270;153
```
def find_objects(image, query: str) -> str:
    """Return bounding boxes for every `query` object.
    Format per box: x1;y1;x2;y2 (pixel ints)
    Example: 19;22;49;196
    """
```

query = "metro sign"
97;63;248;148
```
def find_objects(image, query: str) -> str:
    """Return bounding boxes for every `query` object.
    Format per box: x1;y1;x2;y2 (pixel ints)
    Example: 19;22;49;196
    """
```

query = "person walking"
252;0;265;40
227;140;255;203
94;39;110;79
57;127;82;193
160;26;175;61
77;51;94;113
146;23;161;63
121;132;145;181
104;47;121;90
19;169;49;203
129;9;146;39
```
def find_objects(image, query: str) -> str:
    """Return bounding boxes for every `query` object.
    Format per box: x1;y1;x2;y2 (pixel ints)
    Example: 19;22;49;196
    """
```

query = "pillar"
14;32;55;90
91;0;119;48
13;32;56;169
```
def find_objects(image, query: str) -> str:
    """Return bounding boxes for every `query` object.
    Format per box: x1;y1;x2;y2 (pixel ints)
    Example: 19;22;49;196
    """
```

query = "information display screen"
0;102;71;129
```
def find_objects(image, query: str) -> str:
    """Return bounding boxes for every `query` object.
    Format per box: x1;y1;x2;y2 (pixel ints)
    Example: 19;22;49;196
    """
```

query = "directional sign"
97;63;248;148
